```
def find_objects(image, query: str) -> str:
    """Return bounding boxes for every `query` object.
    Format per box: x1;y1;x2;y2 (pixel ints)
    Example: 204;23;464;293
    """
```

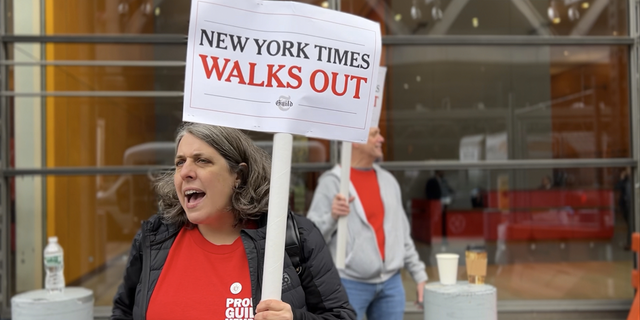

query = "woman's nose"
179;160;196;180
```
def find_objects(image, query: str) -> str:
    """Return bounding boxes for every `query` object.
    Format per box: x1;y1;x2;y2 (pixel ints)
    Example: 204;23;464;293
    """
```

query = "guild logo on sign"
276;95;293;111
230;282;242;295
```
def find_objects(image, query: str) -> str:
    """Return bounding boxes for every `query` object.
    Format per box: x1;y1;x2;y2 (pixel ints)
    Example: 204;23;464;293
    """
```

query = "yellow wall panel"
45;0;157;283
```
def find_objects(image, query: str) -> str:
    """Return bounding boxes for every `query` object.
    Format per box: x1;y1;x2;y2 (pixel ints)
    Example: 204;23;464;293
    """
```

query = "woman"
111;122;355;320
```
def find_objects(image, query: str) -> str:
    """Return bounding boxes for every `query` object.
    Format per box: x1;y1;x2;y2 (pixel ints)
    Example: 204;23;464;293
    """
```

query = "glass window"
384;45;630;161
32;100;182;167
392;166;633;301
36;0;329;35
11;65;186;92
247;133;331;165
342;0;628;36
11;174;158;304
43;44;187;63
8;101;331;168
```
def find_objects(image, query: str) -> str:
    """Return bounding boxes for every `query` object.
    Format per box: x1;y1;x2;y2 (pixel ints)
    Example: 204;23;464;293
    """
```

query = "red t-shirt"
351;167;385;261
146;227;254;320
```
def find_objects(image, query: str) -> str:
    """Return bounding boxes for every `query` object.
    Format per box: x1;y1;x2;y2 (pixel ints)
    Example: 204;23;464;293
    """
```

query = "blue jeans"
341;272;405;320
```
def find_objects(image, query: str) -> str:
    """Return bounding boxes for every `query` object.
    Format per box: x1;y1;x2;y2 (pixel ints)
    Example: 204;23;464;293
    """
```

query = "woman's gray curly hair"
154;122;271;227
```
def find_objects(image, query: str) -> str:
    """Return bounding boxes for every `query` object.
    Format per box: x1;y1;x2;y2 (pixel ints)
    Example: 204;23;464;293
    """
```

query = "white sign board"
485;132;508;160
183;0;382;143
370;66;387;127
459;134;484;162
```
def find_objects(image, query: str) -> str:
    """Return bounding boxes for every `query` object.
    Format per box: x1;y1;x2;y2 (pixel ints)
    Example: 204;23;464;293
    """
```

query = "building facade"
0;0;637;317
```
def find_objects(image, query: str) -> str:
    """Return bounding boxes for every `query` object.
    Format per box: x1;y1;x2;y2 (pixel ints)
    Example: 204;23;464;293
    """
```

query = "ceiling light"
118;3;129;14
411;3;422;20
581;2;589;9
548;7;559;21
472;17;479;28
432;6;443;20
321;1;329;8
144;3;152;15
395;14;402;21
568;6;580;21
547;1;560;22
416;75;421;82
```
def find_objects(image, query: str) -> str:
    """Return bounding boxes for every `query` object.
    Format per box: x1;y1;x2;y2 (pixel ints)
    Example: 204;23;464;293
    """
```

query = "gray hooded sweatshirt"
307;164;428;285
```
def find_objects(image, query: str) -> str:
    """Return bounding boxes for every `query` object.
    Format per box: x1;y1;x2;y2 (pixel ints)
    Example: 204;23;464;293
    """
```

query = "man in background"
425;170;454;241
616;168;632;250
307;127;428;320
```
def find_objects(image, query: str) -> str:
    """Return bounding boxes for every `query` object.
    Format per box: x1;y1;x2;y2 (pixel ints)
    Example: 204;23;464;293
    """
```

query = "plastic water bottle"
43;236;65;293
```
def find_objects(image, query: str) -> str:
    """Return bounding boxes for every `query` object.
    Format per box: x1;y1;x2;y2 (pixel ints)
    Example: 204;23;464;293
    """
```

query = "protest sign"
184;0;382;143
183;0;382;303
335;66;387;269
370;66;387;128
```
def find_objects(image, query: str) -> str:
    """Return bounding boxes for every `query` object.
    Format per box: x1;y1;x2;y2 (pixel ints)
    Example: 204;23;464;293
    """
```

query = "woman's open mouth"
184;189;206;209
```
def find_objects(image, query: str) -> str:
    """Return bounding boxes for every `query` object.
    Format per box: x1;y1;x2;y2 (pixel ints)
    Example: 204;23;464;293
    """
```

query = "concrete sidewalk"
93;305;630;320
401;301;629;320
404;311;628;320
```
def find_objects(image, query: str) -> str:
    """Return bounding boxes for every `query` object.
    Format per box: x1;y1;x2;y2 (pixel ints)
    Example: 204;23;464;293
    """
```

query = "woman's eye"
175;160;184;167
197;158;209;164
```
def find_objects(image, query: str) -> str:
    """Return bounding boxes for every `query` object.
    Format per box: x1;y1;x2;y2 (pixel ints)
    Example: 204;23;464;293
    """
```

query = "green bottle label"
44;255;62;266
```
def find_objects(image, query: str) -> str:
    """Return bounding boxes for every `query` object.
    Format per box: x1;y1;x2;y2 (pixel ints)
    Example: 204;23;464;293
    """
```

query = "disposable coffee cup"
465;249;487;285
436;253;459;285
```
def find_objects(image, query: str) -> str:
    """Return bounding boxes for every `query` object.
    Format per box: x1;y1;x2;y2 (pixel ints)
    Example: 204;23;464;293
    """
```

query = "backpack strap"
285;211;303;274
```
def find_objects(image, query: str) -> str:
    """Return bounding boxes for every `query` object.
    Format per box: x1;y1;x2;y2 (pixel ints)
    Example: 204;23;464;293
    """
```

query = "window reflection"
29;100;183;168
10;0;625;37
39;0;330;35
393;167;633;300
385;45;630;161
9;174;160;305
342;0;627;36
13;65;185;92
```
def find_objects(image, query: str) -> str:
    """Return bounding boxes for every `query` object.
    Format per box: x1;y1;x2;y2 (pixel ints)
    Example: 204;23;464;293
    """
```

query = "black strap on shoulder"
285;211;303;274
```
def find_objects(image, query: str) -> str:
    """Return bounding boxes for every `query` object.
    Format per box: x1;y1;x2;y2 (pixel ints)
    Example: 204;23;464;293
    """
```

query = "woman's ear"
235;163;248;187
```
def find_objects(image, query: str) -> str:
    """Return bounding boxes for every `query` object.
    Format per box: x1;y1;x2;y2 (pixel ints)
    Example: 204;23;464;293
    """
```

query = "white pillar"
13;0;44;292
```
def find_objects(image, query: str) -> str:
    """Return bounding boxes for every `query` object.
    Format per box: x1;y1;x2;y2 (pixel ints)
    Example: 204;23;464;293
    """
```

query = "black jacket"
111;213;355;320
